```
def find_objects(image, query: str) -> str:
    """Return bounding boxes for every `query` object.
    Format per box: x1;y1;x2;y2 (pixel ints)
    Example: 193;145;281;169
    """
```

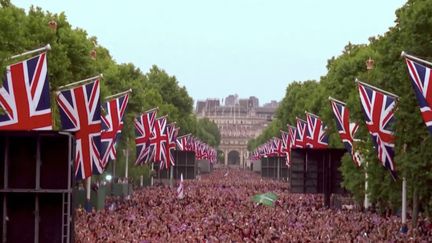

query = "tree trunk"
412;187;419;228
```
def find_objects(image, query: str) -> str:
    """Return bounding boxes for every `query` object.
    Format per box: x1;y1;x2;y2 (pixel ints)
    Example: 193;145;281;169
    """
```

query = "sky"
14;0;406;105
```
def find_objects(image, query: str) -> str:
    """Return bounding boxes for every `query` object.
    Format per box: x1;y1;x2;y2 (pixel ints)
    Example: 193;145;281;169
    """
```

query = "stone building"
196;95;278;166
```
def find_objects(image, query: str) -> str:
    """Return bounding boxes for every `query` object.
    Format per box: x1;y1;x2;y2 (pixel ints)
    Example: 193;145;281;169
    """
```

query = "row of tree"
0;1;220;182
248;0;432;219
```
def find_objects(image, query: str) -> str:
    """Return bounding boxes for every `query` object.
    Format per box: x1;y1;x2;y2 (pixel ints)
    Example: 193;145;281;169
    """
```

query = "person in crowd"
75;168;431;242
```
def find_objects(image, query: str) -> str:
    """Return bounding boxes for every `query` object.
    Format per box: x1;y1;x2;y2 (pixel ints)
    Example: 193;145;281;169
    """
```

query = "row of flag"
251;52;432;180
0;47;217;180
134;109;217;168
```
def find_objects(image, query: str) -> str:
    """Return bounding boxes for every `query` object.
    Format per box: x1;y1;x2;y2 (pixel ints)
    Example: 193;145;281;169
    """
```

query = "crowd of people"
75;168;431;242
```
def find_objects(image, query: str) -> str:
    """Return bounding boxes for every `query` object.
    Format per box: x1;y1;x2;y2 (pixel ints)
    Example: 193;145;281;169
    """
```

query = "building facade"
196;95;278;166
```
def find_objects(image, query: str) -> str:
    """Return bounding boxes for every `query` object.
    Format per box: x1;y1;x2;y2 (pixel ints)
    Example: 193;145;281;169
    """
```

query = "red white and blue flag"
404;56;432;135
176;134;191;151
273;137;284;157
358;81;398;179
330;98;360;166
100;93;129;169
295;117;308;148
161;123;178;170
149;116;168;163
134;108;157;164
281;125;296;166
0;53;52;130
306;112;328;148
56;79;102;180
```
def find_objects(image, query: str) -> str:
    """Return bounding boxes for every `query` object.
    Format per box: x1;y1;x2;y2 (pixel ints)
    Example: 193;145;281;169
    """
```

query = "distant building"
224;94;237;106
195;95;278;166
263;100;279;108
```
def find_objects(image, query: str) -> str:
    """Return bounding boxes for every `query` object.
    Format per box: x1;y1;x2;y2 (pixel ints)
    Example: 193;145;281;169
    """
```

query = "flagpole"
169;165;174;188
328;96;347;106
150;163;154;186
401;51;432;67
287;124;296;130
105;89;133;100
85;177;91;212
124;137;129;180
277;157;280;180
296;116;307;123
364;161;370;209
144;107;159;114
355;79;399;98
9;44;51;60
305;111;320;118
57;74;103;91
402;177;407;224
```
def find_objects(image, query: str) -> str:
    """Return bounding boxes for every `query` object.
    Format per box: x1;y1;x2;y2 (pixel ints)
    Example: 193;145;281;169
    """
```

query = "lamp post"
366;57;374;71
363;57;374;210
48;20;57;32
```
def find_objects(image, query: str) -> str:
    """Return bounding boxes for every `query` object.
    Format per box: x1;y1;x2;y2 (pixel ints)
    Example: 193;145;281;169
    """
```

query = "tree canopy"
250;0;432;215
0;2;219;181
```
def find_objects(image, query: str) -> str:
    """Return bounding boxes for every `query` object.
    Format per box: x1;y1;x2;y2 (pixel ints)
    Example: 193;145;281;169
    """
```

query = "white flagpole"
170;165;174;187
151;163;154;186
305;111;320;118
402;177;407;225
401;51;432;67
355;79;399;98
364;163;370;209
57;74;103;91
125;137;129;180
104;88;133;100
9;44;51;60
328;96;347;106
86;177;91;211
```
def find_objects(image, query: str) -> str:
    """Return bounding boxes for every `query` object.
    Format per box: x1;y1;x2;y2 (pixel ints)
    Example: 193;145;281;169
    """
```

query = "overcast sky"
14;0;406;105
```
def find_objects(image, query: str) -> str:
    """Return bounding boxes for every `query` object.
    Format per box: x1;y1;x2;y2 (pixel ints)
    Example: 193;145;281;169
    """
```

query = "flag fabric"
273;137;284;157
295;118;308;148
161;123;177;170
305;112;328;148
358;81;397;178
0;52;52;130
281;125;296;166
134;108;157;164
100;93;129;168
176;134;191;151
281;130;290;152
251;192;278;207
56;79;102;180
404;57;432;135
149;116;168;163
177;173;184;199
330;98;361;166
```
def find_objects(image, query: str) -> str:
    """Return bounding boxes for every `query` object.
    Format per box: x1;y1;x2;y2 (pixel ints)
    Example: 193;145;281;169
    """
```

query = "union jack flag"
149;116;167;163
295;117;308;148
281;125;296;166
100;93;129;169
358;81;398;179
405;56;432;135
330;98;360;166
273;137;284;157
176;134;191;151
305;112;328;148
281;131;290;152
134;108;157;164
56;79;102;180
161;123;178;170
0;53;52;130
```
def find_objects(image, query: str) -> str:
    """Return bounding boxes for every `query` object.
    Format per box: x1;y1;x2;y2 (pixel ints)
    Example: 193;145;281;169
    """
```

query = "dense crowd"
75;168;431;242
